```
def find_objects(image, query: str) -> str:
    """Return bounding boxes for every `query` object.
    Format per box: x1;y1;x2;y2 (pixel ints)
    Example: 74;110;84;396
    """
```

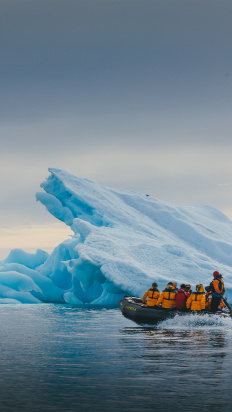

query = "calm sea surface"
0;304;232;411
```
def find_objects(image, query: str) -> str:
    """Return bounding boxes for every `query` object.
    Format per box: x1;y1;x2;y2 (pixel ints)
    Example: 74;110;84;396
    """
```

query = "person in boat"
185;284;192;294
210;271;225;312
156;282;177;309
186;284;206;311
142;282;160;307
205;285;226;311
205;285;212;311
175;284;191;310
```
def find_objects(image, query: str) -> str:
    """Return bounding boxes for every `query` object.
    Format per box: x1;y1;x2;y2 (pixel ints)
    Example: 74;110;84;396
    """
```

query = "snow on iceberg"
1;167;232;305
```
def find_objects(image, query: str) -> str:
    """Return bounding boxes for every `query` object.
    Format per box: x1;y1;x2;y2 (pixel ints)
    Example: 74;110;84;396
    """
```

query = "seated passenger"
219;299;226;310
205;285;212;310
142;282;160;307
175;284;190;310
186;284;205;311
185;284;192;294
156;282;177;309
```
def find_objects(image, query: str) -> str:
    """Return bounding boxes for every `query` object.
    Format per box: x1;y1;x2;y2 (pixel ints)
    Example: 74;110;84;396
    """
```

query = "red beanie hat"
213;271;220;277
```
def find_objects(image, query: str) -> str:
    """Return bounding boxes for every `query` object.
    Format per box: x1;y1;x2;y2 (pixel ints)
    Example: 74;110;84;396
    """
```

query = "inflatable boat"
119;296;231;325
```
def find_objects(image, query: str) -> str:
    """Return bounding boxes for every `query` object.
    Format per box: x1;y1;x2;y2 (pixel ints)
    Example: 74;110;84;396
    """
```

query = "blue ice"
1;168;232;304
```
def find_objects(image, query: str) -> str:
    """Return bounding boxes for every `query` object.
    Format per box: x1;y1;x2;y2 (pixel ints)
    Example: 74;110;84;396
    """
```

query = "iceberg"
1;167;232;305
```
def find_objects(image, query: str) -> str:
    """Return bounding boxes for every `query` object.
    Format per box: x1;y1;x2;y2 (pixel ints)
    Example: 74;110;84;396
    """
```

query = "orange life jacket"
157;282;177;309
142;286;160;306
210;277;225;297
186;284;205;311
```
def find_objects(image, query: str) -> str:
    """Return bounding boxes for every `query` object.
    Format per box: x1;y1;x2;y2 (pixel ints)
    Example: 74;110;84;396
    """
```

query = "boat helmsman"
210;271;225;312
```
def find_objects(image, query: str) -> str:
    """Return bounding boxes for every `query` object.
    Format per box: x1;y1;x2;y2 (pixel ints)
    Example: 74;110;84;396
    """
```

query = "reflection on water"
119;315;232;411
0;305;232;411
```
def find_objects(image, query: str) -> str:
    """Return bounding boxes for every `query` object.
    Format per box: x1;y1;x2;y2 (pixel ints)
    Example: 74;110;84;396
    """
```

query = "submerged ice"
1;167;232;305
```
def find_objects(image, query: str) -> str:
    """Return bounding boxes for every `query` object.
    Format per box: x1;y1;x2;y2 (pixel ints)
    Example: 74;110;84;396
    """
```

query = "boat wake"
159;312;232;330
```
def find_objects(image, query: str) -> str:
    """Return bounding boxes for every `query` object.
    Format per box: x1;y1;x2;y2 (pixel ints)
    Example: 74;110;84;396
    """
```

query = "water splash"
159;312;232;331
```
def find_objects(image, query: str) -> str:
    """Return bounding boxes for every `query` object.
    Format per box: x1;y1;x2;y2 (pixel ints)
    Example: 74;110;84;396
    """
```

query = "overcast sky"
1;0;232;257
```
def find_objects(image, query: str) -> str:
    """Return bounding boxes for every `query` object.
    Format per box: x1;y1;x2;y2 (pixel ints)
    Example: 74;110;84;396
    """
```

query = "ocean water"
0;304;232;412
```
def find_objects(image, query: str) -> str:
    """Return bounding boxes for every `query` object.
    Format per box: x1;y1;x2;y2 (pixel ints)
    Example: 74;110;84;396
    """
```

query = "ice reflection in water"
0;305;232;411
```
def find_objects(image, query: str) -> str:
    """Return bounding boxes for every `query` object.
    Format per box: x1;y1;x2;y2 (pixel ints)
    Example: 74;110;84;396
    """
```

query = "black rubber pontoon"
119;296;231;325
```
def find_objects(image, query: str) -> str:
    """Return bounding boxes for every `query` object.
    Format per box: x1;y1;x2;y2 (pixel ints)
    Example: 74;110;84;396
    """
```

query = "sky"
1;0;232;259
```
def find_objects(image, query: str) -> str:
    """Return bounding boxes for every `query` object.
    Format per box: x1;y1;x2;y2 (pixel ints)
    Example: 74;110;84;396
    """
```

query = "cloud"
1;0;232;248
1;0;232;122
